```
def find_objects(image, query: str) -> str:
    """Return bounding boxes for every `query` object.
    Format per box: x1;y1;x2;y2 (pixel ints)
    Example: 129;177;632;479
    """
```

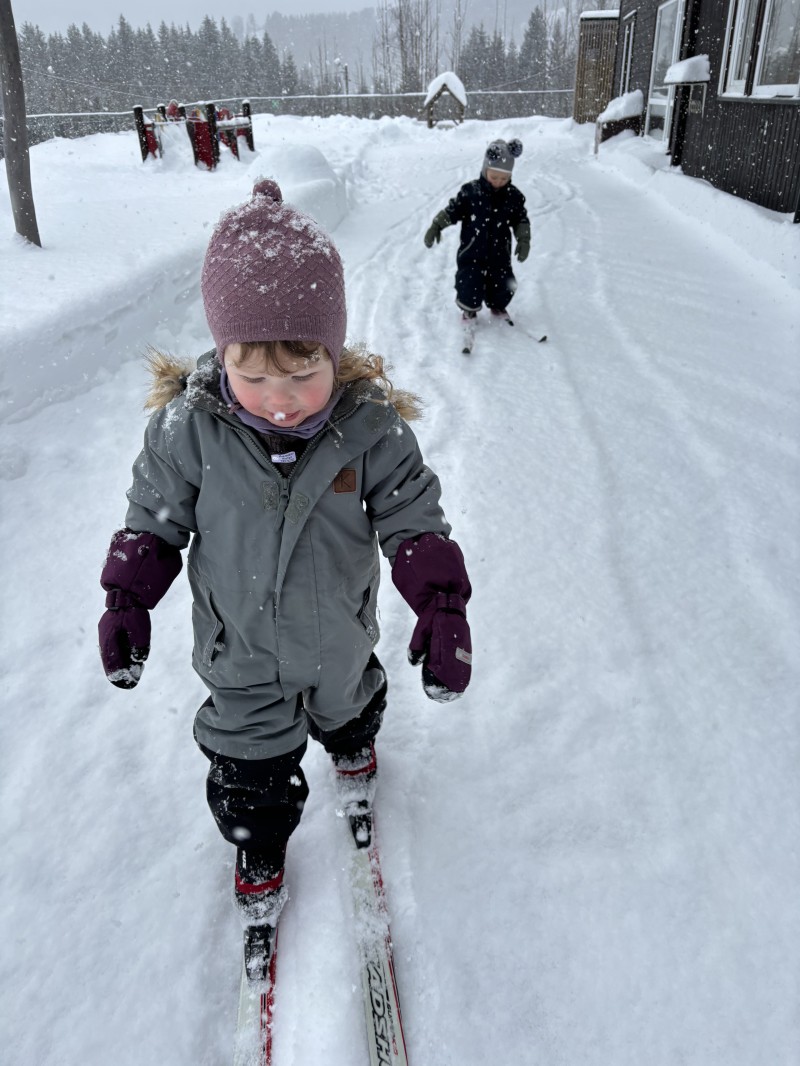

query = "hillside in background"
261;9;377;90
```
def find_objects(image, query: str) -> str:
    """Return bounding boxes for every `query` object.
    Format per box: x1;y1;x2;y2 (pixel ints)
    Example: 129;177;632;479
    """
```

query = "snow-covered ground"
1;113;798;1066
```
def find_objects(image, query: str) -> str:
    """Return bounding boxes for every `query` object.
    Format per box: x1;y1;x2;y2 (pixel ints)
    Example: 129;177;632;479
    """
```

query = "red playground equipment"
133;101;255;169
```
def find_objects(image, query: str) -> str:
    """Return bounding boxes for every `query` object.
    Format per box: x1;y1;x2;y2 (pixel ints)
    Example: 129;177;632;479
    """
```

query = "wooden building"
422;72;467;128
573;10;621;123
610;0;800;217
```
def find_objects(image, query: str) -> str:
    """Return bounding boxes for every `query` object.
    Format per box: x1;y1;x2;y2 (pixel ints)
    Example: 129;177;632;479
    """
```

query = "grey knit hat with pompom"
482;138;523;175
201;178;346;370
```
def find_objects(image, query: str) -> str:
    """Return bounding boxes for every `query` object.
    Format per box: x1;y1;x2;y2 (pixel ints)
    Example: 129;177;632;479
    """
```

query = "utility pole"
0;0;41;246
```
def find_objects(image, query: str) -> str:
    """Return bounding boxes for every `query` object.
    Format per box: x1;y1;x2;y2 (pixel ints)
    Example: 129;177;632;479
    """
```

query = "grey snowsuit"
124;354;451;760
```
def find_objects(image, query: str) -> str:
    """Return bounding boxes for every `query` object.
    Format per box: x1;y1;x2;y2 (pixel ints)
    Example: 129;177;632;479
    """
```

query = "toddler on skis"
97;179;472;976
424;138;531;336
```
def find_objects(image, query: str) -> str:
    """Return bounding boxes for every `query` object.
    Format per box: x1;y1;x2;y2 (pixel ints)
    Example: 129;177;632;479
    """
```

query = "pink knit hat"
201;179;347;369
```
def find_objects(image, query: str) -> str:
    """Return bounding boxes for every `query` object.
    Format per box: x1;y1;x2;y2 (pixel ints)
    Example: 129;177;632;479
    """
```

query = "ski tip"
538;335;548;343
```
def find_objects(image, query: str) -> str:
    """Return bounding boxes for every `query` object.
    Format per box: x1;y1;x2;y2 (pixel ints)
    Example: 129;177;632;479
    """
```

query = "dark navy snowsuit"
443;175;529;312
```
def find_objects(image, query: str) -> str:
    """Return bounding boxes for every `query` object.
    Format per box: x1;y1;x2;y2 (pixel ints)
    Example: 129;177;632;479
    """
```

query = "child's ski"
233;925;279;1066
346;804;410;1066
492;308;547;343
461;316;477;354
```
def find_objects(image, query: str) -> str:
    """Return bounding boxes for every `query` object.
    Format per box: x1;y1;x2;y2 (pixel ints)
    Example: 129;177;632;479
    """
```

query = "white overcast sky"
12;0;372;34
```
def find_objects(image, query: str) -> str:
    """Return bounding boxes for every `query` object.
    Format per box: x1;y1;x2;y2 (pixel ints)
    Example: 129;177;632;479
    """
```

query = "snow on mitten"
392;533;473;702
98;528;182;689
99;597;151;689
408;593;472;702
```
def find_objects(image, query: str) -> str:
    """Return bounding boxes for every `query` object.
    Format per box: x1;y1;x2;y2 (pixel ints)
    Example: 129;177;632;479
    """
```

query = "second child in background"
424;138;531;347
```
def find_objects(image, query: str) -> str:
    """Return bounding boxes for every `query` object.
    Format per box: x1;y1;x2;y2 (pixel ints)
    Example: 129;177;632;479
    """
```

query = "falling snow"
0;112;798;1066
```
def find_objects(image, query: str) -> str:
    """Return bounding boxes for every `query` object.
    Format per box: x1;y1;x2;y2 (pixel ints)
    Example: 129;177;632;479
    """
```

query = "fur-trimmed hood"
125;345;449;760
142;348;422;423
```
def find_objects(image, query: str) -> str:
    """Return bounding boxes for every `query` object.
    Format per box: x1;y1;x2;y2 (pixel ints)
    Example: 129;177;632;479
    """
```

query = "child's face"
224;343;335;428
485;168;511;189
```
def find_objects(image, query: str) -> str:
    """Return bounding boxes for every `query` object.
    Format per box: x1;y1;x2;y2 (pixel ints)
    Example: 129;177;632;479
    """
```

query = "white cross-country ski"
233;924;279;1066
461;315;477;354
491;308;547;342
345;802;410;1066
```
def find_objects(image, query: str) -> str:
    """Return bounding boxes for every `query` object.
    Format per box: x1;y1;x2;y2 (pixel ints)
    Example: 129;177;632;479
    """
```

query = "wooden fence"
0;89;574;158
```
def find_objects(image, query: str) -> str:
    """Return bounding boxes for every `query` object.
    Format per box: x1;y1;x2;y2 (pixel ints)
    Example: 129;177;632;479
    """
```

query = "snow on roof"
580;9;620;18
423;71;467;108
597;89;644;123
665;55;711;84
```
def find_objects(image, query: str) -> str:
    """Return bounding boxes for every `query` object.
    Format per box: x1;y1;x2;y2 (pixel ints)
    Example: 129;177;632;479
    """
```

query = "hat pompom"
508;139;523;158
252;179;282;203
486;142;503;162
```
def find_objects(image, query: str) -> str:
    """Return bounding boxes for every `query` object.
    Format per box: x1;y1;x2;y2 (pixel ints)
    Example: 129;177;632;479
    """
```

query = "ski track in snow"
1;115;798;1066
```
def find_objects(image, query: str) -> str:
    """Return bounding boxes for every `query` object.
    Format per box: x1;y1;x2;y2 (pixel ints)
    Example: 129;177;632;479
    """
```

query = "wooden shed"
422;72;467;128
573;10;620;124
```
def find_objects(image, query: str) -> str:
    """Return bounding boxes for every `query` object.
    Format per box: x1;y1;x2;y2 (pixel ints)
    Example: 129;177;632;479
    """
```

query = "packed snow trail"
1;116;798;1066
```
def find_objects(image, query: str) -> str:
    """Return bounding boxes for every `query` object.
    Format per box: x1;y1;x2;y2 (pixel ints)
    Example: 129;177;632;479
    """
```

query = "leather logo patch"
333;468;357;493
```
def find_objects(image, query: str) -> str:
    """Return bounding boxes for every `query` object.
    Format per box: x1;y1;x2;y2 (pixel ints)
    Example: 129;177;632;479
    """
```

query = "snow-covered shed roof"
423;71;467;108
580;9;620;18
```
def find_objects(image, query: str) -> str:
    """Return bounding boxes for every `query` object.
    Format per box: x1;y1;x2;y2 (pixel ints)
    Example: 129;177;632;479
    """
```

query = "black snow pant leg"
308;653;388;757
198;732;309;878
484;262;517;311
455;261;485;312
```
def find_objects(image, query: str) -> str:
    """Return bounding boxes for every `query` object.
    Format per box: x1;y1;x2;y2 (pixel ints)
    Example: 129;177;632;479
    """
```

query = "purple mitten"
100;529;183;608
392;533;472;702
99;529;183;689
99;596;152;689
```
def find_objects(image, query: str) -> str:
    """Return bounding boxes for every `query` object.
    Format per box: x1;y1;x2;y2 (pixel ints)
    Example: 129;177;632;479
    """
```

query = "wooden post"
241;99;254;151
133;106;149;162
184;107;199;166
205;102;220;168
0;0;42;246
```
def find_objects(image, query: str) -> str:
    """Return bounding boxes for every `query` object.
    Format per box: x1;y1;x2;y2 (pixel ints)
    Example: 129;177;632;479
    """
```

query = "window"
722;0;800;97
645;0;684;139
620;12;637;95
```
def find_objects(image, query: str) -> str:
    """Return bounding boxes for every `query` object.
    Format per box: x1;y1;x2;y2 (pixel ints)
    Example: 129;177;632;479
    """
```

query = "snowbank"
0;128;346;423
593;129;799;292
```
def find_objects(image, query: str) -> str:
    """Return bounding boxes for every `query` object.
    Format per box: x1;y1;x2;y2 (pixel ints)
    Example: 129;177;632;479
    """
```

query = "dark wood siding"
612;0;800;215
614;1;662;99
574;16;621;123
679;1;800;213
681;98;800;212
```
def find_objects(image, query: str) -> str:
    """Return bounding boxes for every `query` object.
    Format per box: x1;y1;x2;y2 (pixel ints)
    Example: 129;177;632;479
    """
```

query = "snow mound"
253;144;347;234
